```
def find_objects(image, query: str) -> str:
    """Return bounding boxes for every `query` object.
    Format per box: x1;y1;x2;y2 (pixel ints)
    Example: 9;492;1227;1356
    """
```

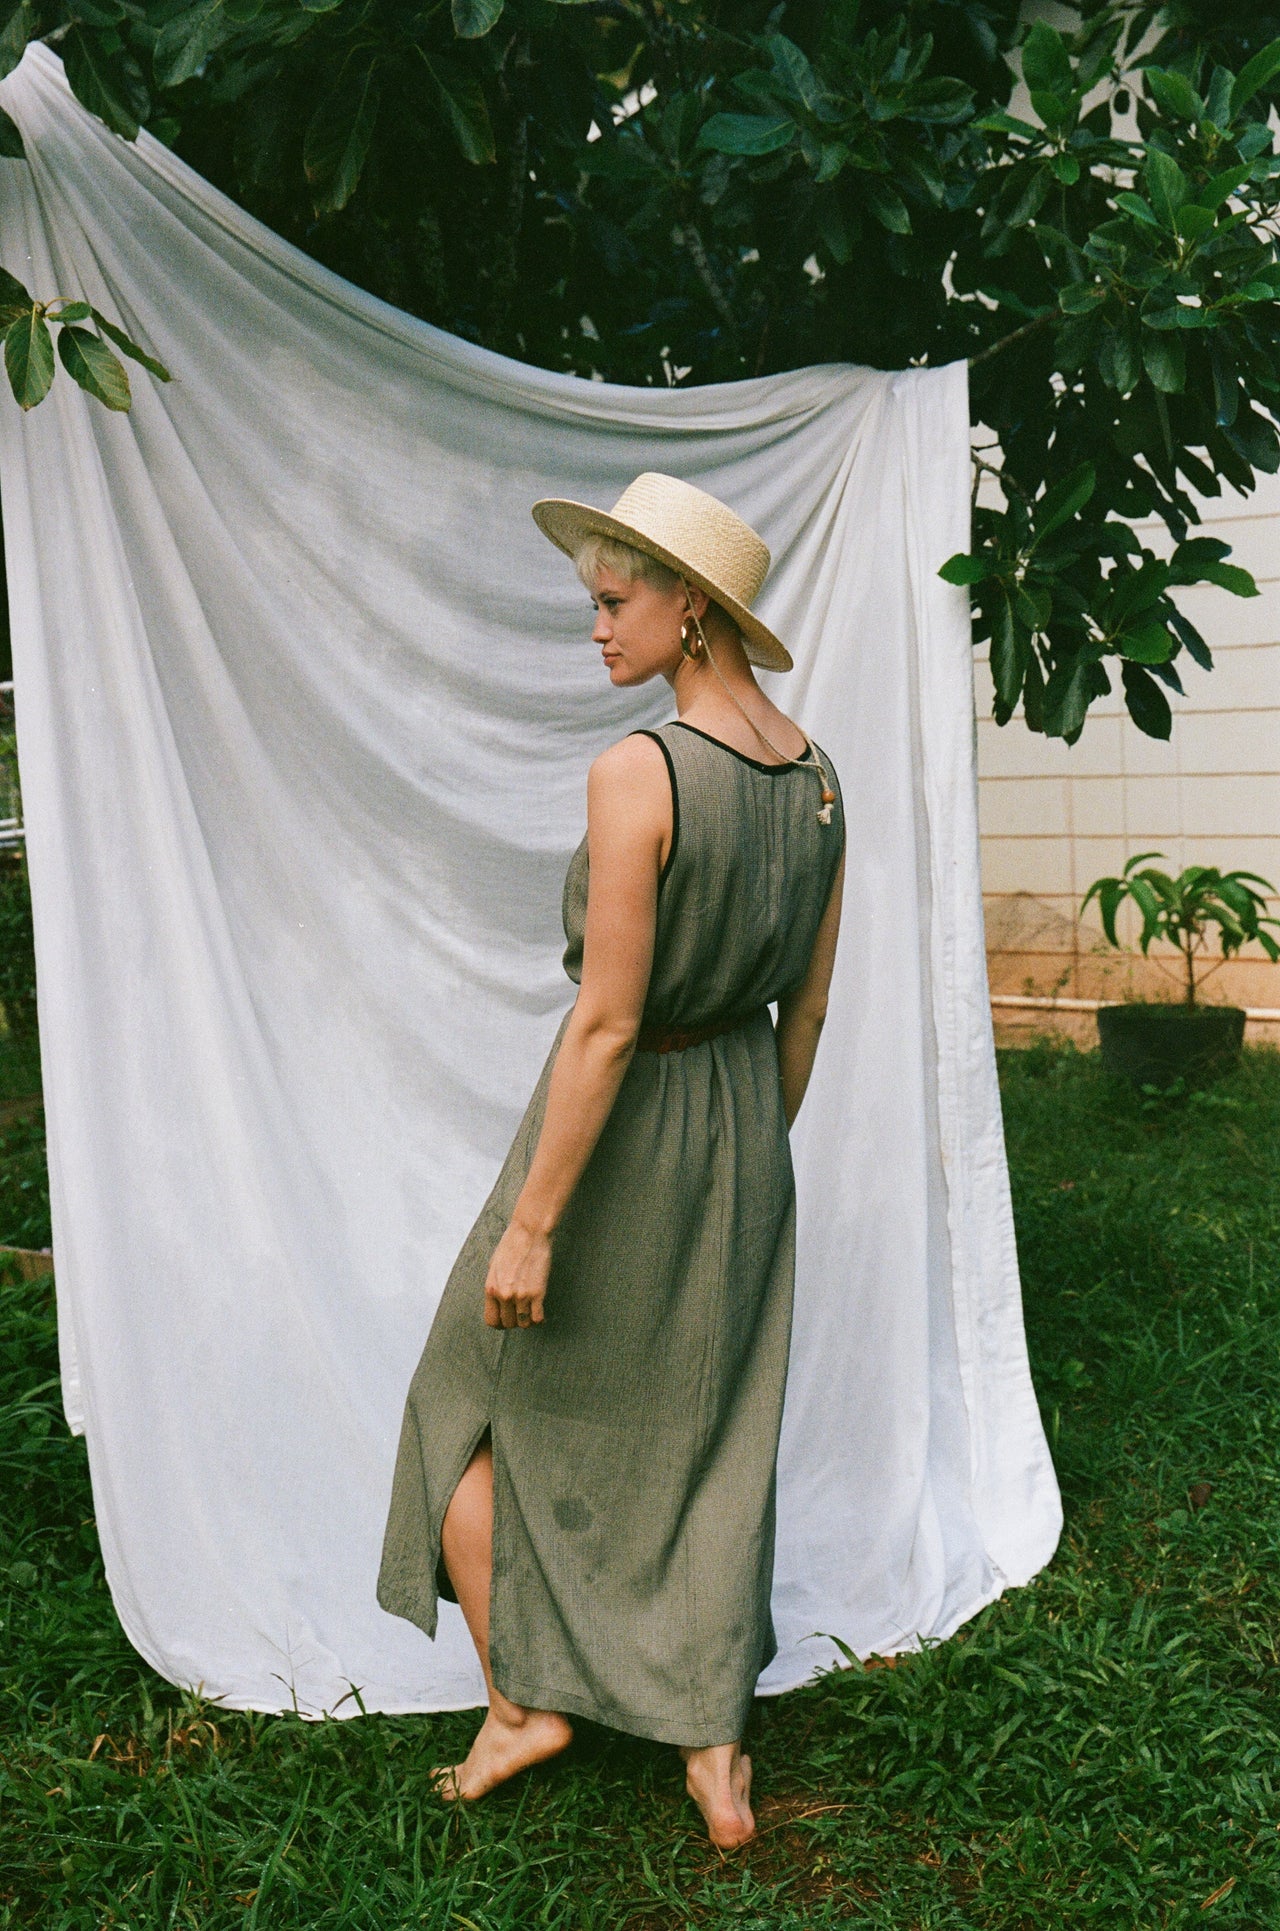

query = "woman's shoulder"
590;730;671;780
585;731;673;813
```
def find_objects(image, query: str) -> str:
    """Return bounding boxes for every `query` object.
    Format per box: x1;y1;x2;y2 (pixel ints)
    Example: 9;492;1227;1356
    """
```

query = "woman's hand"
484;1216;553;1329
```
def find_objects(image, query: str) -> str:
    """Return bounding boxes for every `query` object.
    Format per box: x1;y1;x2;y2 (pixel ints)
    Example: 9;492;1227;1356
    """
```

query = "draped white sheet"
0;45;1061;1716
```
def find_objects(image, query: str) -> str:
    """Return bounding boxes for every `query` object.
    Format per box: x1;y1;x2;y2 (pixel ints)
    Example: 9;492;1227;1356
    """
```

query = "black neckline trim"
668;719;814;773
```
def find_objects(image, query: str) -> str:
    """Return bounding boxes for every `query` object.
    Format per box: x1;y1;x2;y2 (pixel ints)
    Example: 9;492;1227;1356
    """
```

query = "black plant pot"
1096;1003;1246;1088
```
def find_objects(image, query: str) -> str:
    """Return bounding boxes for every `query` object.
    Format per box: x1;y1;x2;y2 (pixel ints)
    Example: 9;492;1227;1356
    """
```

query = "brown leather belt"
636;1011;760;1054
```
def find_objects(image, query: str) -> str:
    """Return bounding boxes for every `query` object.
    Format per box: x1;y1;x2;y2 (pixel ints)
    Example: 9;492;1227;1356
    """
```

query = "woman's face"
589;565;685;687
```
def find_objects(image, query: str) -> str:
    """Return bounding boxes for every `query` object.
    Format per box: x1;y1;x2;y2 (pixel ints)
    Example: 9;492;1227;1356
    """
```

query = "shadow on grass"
2;1042;1279;1928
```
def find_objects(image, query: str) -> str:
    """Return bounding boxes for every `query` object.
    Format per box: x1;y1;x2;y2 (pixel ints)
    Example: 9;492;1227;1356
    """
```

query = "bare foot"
432;1705;573;1802
681;1742;756;1850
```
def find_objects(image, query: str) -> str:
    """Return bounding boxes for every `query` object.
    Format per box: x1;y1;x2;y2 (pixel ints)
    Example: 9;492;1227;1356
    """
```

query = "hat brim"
532;497;793;674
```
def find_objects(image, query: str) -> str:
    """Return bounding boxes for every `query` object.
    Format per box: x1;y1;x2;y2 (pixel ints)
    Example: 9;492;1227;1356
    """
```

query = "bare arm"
483;735;671;1329
775;844;845;1129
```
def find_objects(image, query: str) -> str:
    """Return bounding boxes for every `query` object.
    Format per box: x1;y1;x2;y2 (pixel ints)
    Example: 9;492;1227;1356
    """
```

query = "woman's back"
561;719;844;1030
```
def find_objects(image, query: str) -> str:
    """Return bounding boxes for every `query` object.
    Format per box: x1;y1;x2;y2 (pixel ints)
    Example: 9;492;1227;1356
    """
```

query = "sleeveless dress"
377;719;845;1748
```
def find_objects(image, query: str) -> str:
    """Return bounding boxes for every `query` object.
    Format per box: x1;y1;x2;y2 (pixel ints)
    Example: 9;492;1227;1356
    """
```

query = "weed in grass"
2;1041;1279;1927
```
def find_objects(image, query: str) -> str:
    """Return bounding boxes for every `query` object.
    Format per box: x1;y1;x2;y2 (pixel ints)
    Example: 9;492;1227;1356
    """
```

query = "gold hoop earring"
680;619;703;663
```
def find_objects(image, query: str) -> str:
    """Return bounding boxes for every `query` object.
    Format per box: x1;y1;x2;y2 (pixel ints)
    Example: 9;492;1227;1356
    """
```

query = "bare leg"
680;1741;756;1849
432;1434;573;1800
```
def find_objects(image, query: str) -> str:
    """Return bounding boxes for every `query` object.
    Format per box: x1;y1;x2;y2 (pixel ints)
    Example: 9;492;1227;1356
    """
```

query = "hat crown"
608;473;770;610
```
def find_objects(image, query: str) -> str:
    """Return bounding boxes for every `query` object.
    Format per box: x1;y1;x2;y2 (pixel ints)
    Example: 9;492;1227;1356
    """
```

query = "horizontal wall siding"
976;473;1280;1045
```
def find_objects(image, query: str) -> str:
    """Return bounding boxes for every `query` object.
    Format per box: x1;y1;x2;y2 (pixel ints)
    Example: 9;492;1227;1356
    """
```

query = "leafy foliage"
1083;851;1280;1005
0;854;36;1038
2;2;1280;738
0;263;167;410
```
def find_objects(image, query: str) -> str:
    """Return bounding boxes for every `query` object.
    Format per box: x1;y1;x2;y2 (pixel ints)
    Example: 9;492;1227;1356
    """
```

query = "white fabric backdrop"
0;45;1061;1716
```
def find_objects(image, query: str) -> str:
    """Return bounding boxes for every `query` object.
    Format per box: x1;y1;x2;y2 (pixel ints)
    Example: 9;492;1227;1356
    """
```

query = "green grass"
2;1039;1279;1928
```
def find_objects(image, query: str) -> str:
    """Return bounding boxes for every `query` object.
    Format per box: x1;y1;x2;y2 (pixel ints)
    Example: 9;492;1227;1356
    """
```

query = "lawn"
2;1037;1279;1929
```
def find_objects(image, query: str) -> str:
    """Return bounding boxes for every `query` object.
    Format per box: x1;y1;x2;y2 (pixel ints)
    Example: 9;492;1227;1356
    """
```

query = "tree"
1;0;1279;744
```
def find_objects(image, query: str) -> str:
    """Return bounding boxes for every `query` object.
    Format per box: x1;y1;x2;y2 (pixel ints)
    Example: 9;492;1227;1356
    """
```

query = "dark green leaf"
697;113;794;158
1206;64;1233;127
1108;558;1169;625
1121;661;1173;739
0;264;30;329
304;63;380;213
420;53;494;166
1022;649;1045;731
938;552;992;585
1016;582;1050;631
61;26;149;140
1058;281;1101;315
0;0;30;82
451;0;503;38
56;326;130;410
69;0;126;23
900;77;973;125
990;600;1026;715
1174;203;1214;241
1142;333;1186;393
153;0;228;89
0;102;22;158
1081;874;1125;946
1021;21;1073;100
989;162;1051;235
1143;67;1202;122
975;109;1040;139
1168;609;1212;670
1145;148;1188;227
3;305;53;409
1049;151;1079;184
1042;657;1094;739
1098;326;1140;394
1147;656;1183;695
766;34;830;118
1030;89;1072;128
900;149;944;204
90;310;170;381
50;300;89;321
815;199;852;264
1199;560;1259;597
1114;190;1161;229
1229;35;1280;120
862;178;911;234
1194;162;1251;210
1118;619;1174;663
814;141;847;184
1168;536;1231;579
1209;348;1238;427
1032;461;1095;540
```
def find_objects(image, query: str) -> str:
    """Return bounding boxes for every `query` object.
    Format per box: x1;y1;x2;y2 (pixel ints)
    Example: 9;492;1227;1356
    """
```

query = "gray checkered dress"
378;720;844;1747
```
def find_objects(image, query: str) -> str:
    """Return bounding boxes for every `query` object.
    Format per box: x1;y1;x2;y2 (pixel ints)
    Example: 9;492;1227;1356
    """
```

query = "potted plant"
1081;854;1280;1086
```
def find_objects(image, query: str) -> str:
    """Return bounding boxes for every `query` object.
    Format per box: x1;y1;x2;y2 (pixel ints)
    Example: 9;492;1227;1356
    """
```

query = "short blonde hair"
574;534;681;597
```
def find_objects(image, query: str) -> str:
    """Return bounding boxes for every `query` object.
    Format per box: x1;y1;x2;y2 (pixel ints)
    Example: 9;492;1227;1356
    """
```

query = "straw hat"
532;472;792;673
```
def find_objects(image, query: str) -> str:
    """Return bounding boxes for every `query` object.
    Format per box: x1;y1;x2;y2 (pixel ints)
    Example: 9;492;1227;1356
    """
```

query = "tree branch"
969;311;1055;368
674;223;736;330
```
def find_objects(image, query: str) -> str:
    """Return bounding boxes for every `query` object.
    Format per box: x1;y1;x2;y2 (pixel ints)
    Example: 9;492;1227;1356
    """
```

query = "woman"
378;472;845;1850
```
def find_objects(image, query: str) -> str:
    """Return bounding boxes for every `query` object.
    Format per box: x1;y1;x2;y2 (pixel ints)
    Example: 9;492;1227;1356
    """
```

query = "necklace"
679;588;837;825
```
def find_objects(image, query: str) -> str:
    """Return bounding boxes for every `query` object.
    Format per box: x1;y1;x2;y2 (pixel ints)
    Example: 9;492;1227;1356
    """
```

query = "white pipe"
991;993;1280;1022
